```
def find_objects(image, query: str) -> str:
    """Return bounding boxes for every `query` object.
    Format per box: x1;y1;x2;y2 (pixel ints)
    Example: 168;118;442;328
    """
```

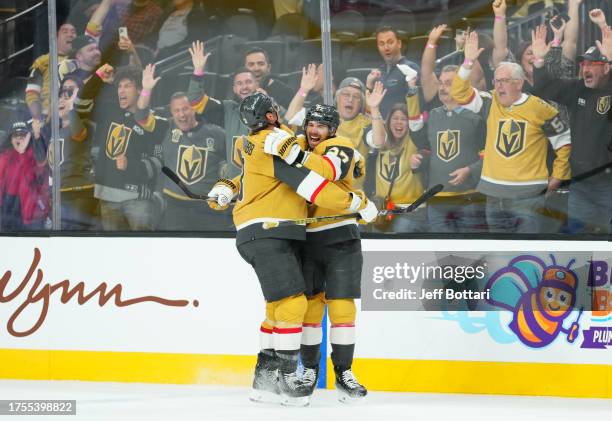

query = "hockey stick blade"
162;166;235;203
380;183;444;216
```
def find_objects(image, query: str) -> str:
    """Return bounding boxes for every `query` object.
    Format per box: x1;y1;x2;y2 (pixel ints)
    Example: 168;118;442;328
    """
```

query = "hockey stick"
262;184;443;229
161;166;236;203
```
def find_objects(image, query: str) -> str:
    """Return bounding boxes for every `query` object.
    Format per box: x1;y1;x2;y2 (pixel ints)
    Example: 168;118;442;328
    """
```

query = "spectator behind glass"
0;121;50;232
26;22;77;120
244;47;294;109
532;25;612;234
367;102;425;234
156;0;208;59
39;77;99;230
452;31;572;234
187;41;256;179
366;26;420;118
75;64;164;231
59;35;102;86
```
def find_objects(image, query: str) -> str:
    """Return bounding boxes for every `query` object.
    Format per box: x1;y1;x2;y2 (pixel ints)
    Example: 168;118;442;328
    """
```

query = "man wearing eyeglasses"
532;25;612;235
450;31;571;234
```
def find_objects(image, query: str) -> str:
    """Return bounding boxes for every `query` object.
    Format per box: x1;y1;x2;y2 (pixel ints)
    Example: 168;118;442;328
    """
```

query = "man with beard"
244;47;293;109
294;104;369;403
532;25;612;234
59;35;102;87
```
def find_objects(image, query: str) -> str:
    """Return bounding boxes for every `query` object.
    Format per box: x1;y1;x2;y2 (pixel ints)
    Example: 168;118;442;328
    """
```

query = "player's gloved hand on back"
348;190;379;223
207;178;237;210
263;127;304;165
353;150;365;179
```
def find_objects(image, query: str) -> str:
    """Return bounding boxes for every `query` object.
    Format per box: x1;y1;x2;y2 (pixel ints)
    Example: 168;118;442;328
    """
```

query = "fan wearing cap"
0;121;50;231
532;25;612;234
334;77;387;190
59;35;102;87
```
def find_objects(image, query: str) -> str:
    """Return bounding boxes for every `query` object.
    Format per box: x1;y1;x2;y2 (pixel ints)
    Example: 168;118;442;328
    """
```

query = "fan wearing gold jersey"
451;31;571;234
207;93;377;406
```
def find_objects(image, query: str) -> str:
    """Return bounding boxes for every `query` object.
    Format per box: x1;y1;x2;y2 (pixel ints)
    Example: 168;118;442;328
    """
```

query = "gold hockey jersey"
231;126;357;245
451;72;571;198
375;138;424;205
301;135;362;237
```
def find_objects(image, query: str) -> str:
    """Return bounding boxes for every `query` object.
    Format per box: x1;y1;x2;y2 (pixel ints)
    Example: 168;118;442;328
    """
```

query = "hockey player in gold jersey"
284;104;369;402
207;93;377;406
451;31;571;233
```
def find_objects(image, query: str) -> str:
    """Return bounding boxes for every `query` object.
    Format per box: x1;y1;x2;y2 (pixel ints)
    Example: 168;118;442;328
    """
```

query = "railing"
0;1;44;92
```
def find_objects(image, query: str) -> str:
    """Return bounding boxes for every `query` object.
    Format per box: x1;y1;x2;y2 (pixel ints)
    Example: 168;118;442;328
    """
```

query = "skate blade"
249;389;281;404
280;395;310;407
336;388;367;404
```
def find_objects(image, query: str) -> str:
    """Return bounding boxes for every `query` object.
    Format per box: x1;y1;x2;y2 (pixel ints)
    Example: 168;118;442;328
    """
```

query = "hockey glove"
348;190;379;223
207;178;237;211
263;127;304;165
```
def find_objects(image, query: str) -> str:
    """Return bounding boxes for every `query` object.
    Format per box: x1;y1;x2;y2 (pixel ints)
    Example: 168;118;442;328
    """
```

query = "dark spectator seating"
224;10;259;40
378;8;417;41
331;9;365;42
349;37;379;69
269;13;309;41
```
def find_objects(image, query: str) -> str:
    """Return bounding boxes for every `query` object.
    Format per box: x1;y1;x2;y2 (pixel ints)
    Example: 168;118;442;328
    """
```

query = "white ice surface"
1;380;610;421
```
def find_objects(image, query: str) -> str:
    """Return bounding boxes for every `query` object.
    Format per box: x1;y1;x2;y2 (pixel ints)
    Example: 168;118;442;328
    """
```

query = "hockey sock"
300;343;321;368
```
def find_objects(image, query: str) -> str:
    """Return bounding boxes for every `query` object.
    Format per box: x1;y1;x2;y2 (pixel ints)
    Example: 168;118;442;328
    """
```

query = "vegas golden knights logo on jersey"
436;129;460;162
177;144;208;185
597;96;611;115
495;119;526;158
379;151;402;183
105;123;132;159
47;138;65;167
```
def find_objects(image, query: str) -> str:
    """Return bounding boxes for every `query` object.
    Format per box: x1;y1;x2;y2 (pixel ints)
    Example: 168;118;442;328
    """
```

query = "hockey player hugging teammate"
207;93;377;406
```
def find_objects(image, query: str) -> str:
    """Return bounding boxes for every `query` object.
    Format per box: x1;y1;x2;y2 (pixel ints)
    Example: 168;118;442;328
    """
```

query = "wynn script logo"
0;248;199;337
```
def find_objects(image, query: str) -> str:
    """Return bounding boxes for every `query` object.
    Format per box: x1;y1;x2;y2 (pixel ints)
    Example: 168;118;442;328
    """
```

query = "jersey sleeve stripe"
310;178;328;203
322;154;338;180
296;171;328;202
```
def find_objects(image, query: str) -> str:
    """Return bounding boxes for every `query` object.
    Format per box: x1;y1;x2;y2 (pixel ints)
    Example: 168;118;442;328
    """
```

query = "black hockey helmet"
304;104;340;136
239;92;277;132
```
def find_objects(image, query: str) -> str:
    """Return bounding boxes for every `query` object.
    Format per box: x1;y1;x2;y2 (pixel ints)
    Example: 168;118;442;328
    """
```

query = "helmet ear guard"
303;104;340;137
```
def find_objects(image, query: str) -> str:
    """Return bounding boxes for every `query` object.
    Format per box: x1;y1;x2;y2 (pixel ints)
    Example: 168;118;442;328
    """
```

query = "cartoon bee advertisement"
438;252;611;350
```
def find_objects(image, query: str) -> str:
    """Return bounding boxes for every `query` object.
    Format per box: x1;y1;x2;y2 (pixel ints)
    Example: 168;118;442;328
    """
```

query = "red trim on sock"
302;323;323;328
260;326;273;334
273;326;303;334
331;323;355;328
